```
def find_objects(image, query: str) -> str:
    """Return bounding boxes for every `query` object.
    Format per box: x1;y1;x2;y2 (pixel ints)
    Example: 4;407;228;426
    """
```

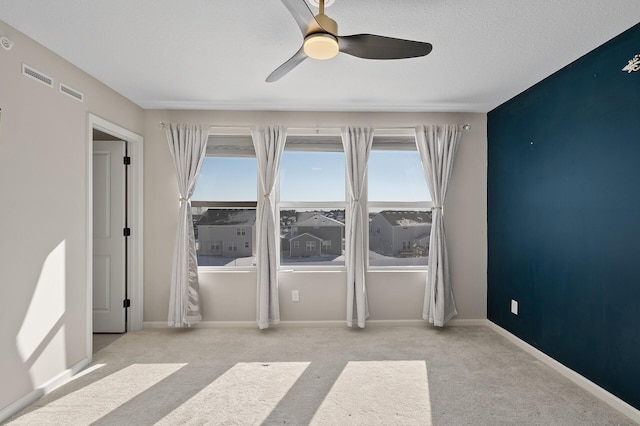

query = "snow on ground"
198;251;427;267
198;256;256;267
369;251;428;267
282;254;345;267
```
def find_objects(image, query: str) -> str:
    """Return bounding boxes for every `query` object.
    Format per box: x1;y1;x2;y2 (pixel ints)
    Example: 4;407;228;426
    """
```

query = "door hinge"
123;156;131;165
123;299;131;308
123;227;131;237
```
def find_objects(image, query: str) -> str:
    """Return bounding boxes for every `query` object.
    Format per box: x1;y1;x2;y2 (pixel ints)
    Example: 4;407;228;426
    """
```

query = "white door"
93;140;127;333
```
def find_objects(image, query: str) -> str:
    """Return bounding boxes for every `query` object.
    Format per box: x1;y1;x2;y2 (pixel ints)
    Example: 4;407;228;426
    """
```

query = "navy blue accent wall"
487;23;640;409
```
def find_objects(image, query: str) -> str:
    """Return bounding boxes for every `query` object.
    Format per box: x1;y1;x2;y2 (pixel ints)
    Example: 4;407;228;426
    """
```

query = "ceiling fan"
266;0;433;82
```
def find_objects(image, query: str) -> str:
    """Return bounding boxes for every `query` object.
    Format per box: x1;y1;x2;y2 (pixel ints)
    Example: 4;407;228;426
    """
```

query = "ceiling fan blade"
280;0;324;36
266;46;308;82
338;34;432;59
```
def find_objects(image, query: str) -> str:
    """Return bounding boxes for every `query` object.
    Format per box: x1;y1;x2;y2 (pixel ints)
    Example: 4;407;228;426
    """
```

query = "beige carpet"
5;326;635;425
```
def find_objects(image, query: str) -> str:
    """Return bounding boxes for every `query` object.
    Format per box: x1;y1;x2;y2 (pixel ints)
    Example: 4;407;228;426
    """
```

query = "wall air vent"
60;83;84;102
22;63;53;87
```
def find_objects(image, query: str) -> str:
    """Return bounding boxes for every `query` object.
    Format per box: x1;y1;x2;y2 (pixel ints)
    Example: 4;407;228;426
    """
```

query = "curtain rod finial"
159;122;166;129
462;124;471;131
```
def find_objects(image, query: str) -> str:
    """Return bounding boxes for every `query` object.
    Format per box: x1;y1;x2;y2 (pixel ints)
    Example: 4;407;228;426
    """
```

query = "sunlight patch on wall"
16;240;67;384
157;362;310;425
7;363;186;425
310;360;432;425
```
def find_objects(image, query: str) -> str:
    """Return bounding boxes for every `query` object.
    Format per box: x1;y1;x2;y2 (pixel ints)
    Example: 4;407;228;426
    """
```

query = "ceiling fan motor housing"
303;13;339;60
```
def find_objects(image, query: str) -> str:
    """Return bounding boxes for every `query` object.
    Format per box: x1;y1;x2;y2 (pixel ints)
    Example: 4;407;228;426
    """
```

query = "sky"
192;150;431;202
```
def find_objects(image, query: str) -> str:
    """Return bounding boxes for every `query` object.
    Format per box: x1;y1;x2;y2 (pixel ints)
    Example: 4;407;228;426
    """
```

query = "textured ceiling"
1;0;639;112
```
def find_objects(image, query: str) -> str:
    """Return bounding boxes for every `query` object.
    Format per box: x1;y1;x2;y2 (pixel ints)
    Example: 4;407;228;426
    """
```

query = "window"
367;133;432;268
192;129;433;270
279;134;346;267
192;133;257;268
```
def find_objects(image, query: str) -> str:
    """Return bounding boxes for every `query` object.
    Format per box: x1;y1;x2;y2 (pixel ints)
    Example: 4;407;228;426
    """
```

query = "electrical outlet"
511;299;518;315
292;290;299;302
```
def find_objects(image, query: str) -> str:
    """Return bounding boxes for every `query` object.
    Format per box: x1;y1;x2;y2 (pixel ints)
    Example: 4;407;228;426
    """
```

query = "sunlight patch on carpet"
7;363;186;425
157;362;310;425
310;360;432;425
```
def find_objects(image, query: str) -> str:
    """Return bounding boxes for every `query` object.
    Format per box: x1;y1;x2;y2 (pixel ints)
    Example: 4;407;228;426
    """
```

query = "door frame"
86;114;144;354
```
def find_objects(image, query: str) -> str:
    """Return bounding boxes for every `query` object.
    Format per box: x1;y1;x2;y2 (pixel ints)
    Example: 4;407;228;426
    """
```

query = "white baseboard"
444;318;488;326
144;318;488;329
144;321;257;329
367;319;487;327
0;356;91;424
487;321;640;423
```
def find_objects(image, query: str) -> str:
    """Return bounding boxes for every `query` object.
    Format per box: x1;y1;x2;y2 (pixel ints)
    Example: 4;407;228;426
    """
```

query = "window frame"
193;129;258;272
366;131;433;271
193;127;436;273
277;131;347;272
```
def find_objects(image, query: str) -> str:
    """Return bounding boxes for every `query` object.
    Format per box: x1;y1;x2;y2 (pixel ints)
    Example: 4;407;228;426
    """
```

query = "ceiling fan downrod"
313;0;337;37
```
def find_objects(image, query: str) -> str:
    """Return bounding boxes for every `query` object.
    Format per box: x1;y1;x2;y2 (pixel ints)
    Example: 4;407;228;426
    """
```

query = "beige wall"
0;21;143;415
0;16;487;418
143;110;487;324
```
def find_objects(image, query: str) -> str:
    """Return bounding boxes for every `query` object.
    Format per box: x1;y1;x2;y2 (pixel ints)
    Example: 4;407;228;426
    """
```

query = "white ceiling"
1;0;639;112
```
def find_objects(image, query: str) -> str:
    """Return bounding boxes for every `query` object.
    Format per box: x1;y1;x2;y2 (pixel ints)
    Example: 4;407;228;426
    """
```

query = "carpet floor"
5;325;635;425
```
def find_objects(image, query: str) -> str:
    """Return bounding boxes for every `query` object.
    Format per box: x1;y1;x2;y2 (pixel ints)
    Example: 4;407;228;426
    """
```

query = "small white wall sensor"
1;36;14;50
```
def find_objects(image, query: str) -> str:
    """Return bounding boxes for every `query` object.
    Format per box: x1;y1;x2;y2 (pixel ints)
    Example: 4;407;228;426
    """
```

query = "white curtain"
251;125;287;329
341;127;374;328
414;124;462;327
165;123;209;327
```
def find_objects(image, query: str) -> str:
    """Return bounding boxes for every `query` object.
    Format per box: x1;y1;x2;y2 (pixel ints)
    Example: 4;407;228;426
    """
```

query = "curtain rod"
158;122;471;131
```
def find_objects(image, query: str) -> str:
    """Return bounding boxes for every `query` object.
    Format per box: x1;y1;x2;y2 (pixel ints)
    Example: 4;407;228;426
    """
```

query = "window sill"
198;266;256;273
197;266;427;274
279;267;346;273
367;267;428;273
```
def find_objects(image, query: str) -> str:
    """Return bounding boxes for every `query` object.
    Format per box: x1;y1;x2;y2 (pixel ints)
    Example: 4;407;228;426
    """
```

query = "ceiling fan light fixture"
304;33;339;60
